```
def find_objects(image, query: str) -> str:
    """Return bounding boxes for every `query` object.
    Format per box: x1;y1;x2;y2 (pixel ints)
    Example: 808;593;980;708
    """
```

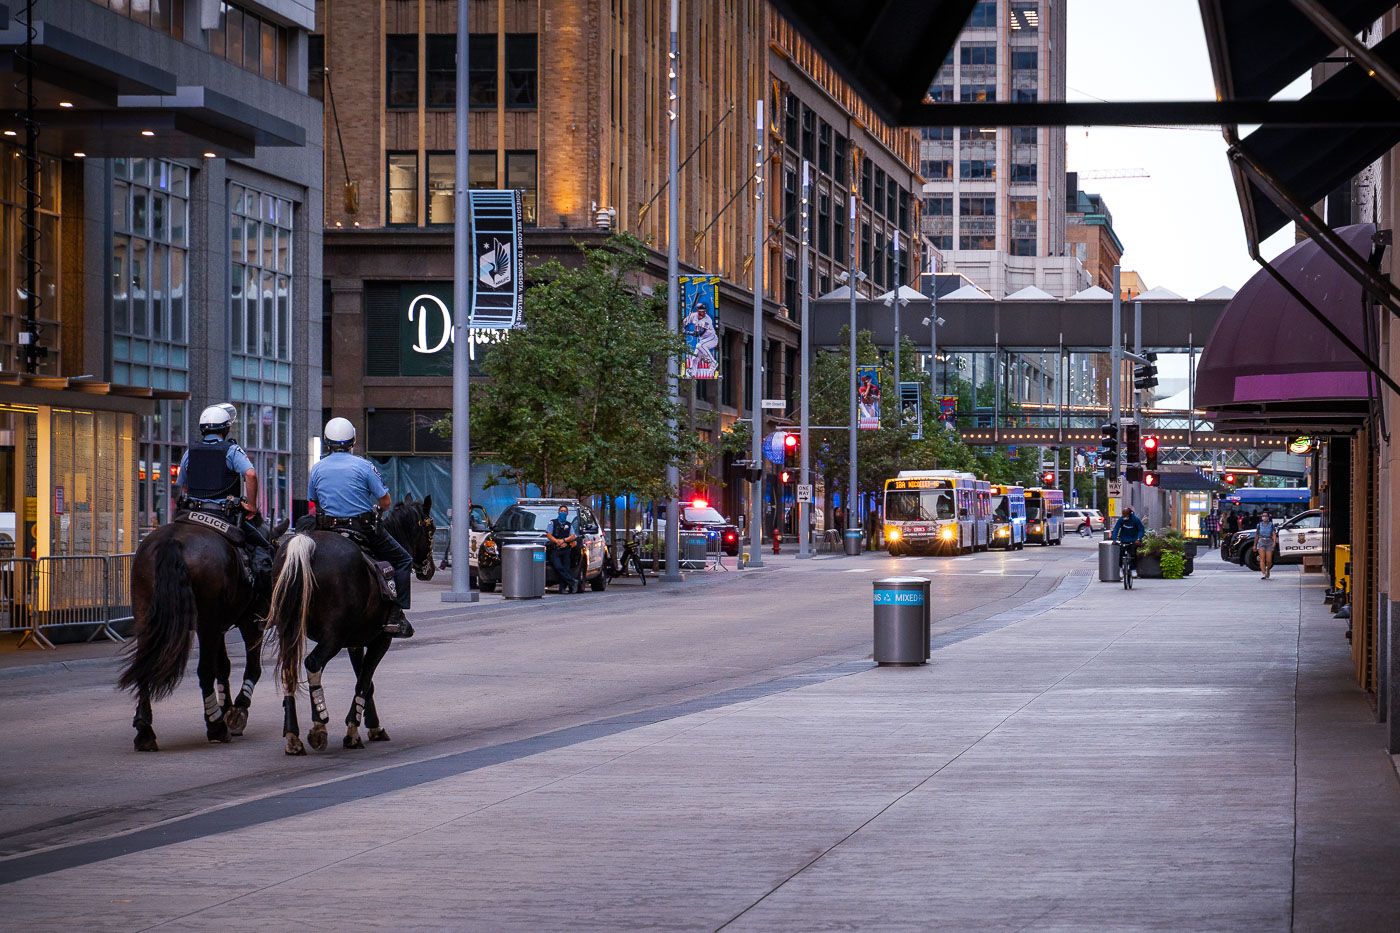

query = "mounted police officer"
306;418;415;638
177;403;274;606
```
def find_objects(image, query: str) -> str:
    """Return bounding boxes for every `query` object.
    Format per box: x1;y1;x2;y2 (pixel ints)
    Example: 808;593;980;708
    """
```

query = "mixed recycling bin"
845;529;864;556
1098;540;1122;583
502;543;547;599
872;576;931;665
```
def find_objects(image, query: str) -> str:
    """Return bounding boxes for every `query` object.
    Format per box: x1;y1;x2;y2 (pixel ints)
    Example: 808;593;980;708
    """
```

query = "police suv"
1228;509;1324;571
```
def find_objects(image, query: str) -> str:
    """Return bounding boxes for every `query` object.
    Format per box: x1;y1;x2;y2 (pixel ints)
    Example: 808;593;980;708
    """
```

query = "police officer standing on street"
545;505;580;594
307;418;415;637
178;404;274;602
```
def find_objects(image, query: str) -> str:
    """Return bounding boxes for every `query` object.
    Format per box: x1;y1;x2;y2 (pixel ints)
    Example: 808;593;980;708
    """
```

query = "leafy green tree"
441;234;708;507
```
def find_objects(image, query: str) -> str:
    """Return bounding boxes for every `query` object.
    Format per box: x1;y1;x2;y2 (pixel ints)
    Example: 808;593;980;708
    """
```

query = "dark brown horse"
269;497;436;756
118;517;288;751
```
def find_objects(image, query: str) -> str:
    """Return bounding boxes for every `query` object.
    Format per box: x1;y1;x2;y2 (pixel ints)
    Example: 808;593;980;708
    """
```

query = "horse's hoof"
285;734;307;756
225;707;248;736
343;733;365;750
134;732;159;752
307;724;328;751
368;728;390;742
207;722;232;744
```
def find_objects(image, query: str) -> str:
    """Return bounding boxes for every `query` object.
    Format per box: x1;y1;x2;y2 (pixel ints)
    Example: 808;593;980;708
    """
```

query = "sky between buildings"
1066;0;1307;298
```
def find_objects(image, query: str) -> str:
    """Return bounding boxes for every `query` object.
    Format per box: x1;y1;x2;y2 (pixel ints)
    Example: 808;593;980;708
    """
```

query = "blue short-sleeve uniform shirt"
308;451;389;517
179;434;255;489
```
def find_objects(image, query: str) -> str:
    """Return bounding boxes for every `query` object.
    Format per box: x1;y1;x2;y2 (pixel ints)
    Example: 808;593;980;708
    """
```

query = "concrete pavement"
3;547;1398;930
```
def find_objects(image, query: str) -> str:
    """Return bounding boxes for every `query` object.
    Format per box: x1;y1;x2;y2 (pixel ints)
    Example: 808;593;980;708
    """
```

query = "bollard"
872;576;930;665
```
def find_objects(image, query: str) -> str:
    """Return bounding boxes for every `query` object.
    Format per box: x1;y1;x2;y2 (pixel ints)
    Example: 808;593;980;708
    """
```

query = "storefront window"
0;146;63;375
230;183;294;521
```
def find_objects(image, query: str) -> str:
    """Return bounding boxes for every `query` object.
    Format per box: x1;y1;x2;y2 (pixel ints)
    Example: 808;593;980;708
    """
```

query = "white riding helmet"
324;417;357;449
198;403;236;434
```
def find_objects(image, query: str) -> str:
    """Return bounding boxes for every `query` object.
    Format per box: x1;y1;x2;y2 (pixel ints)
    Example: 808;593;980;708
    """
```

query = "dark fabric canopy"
1196;224;1379;432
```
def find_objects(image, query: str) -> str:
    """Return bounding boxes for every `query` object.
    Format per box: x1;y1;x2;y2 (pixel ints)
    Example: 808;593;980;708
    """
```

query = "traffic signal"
1223;472;1236;485
1042;471;1055;485
734;459;763;484
1125;464;1144;483
780;470;792;484
1143;435;1159;470
1123;422;1141;463
1144;471;1159;487
1100;422;1119;460
1134;352;1159;391
783;432;799;456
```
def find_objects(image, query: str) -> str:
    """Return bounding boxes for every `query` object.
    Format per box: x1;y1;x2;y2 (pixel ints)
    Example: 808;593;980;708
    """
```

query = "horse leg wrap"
203;691;223;723
348;694;366;727
308;671;328;725
237;680;255;708
215;683;228;710
282;695;298;736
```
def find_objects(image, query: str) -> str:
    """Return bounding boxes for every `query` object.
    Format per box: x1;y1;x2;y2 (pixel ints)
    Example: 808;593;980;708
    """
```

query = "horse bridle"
414;516;436;577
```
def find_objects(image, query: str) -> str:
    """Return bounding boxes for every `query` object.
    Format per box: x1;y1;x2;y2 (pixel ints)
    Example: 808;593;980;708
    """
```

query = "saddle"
175;501;253;587
311;513;399;604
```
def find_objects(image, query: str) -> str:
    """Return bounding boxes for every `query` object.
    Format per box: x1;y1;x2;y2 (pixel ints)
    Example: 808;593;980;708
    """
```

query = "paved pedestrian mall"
3;561;1398;931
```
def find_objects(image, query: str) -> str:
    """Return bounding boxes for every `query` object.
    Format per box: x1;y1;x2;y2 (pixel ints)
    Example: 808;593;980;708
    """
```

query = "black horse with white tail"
269;496;436;755
118;516;289;751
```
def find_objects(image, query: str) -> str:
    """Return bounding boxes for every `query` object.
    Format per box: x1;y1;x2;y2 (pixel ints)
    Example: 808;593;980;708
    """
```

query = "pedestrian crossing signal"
1144;471;1159;487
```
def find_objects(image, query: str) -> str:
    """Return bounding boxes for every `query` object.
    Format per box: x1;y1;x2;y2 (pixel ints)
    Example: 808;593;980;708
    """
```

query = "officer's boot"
383;605;415;638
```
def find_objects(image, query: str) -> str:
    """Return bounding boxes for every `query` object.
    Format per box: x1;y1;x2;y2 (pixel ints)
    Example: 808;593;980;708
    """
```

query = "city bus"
882;470;991;556
989;484;1027;550
1025;487;1065;545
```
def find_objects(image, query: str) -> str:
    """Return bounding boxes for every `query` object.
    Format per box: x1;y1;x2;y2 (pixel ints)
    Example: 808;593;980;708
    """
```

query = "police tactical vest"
185;440;240;500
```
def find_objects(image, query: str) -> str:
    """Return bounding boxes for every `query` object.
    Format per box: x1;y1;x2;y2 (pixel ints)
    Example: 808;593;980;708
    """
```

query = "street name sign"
761;399;786;410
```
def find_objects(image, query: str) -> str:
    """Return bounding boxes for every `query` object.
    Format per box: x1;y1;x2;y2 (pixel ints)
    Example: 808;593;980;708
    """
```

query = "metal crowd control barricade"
679;532;708;571
705;529;728;571
34;555;128;647
1;557;42;649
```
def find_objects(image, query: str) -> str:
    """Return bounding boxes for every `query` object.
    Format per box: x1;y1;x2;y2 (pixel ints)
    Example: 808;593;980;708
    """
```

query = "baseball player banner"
857;365;882;430
680;275;721;379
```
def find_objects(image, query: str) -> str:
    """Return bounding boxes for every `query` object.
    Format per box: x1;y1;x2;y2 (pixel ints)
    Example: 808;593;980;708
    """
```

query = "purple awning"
1196;224;1379;432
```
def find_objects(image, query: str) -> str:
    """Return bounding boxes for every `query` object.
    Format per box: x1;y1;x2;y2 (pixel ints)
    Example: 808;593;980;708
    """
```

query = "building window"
387;153;418;225
961;196;996;217
784;169;798;237
887;178;898;221
0;147;62;375
960;84;996;103
366;410;452;454
960;195;996;251
921;159;953;180
861;158;872;203
111;158;190;524
1009;1;1040;32
926;196;953;216
873;232;886;287
470;34;497;108
833;134;848;186
470;151;496;188
873;169;886;218
506;34;538;108
817;194;831;256
921;126;955;141
927;83;955;103
506;151;538;225
721;333;736;407
784;93;799;147
1014;88;1038;103
899;191;910;229
1011;48;1038;72
960;42;997;67
965;0;997;29
206;3;288;84
818;121;832;176
426;34;457;109
386;34;418;109
931;235;953;251
861;222;871;272
1011;196;1037;256
1011;163;1037;184
322;280;333;375
833;197;846;265
93;0;185;38
229;184;294;520
801;107;816;161
308;34;325;102
960;159;996;180
427;152;455;225
784;255;797;310
1012;126;1038;145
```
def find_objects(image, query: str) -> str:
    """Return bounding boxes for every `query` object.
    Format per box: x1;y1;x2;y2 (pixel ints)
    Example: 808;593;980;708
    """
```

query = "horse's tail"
270;534;317;695
118;538;196;700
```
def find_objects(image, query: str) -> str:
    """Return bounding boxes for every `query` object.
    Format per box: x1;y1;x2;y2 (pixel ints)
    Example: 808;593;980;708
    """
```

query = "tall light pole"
661;0;682;582
748;98;765;568
892;229;901;387
798;159;811;559
846;196;860;556
444;0;477;604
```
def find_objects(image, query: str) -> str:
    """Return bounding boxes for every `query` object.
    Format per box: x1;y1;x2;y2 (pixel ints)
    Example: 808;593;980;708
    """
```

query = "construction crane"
1075;168;1151;180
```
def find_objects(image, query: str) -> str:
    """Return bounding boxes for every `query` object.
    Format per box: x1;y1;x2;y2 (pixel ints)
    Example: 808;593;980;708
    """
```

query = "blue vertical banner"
467;189;524;328
857;365;881;430
679;275;721;379
899;381;922;440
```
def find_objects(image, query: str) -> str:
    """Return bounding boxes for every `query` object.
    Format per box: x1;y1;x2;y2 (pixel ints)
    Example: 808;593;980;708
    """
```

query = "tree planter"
1136;555;1164;578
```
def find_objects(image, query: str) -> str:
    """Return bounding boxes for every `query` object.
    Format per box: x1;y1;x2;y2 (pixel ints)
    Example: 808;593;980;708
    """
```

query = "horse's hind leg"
359;636;393;743
196;632;231;743
133;688;158;752
225;619;263;736
304;642;337;752
282;691;305;755
343;648;367;749
216;637;234;723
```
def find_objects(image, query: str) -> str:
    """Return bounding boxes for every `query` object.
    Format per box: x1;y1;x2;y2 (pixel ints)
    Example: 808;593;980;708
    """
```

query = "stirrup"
383;608;415;638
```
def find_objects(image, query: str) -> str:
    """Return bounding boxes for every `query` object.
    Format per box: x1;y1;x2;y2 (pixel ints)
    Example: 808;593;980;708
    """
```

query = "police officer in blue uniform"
545;505;580;594
178;403;274;601
307;418;415;637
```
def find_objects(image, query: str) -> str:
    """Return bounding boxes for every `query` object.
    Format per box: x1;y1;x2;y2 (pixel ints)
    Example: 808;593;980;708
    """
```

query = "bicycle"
607;538;649;585
1118;539;1137;590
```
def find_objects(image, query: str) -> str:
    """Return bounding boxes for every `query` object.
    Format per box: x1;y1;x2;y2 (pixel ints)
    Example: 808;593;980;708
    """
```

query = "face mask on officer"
558;510;568;522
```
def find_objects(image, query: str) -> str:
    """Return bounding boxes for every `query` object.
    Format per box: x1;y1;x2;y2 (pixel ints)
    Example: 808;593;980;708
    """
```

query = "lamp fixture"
2;130;16;137
59;101;74;109
141;129;155;137
203;151;217;159
73;152;86;158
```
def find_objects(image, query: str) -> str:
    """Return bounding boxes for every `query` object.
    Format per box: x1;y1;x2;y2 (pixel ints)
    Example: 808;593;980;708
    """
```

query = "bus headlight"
886;527;901;542
940;526;955;540
997;526;1009;537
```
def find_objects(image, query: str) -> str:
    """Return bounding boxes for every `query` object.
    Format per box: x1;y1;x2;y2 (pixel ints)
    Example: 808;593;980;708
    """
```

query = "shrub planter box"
1137;555;1163;578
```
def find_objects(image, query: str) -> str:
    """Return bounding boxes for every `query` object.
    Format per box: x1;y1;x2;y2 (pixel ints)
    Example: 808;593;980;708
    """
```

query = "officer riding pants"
363;524;413;610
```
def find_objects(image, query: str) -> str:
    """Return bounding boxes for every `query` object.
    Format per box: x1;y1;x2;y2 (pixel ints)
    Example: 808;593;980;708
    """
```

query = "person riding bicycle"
306;418;415;638
1112;507;1147;575
178;403;274;609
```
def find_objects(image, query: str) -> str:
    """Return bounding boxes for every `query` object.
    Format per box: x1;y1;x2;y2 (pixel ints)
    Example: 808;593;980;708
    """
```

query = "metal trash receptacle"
502;543;547;599
872;576;930;665
845;529;864;556
1098;541;1122;582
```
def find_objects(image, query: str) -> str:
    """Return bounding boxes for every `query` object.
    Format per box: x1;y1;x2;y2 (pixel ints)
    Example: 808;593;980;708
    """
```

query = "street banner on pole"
467;189;524;328
679;275;721;379
857;365;881;430
938;394;957;422
898;382;922;439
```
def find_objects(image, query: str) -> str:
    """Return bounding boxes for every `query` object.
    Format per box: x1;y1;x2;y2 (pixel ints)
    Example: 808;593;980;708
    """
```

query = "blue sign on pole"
763;431;789;465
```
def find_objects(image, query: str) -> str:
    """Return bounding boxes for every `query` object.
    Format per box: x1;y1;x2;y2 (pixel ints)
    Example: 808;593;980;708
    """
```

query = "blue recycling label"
533;552;546;561
874;590;924;605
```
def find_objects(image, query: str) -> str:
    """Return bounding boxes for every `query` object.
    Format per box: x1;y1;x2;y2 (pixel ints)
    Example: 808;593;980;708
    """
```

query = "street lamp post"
798;159;811;559
748;99;765;569
661;0;682;582
846;196;860;556
444;0;477;604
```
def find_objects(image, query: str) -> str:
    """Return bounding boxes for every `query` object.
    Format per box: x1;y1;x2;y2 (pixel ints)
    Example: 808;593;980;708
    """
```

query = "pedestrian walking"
1225;510;1240;536
1255;510;1277;579
1203;510;1220;549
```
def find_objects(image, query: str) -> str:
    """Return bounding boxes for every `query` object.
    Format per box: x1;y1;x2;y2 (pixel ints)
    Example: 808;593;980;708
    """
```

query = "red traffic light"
1224;472;1236;485
1042;471;1055;485
1143;436;1158;452
780;470;792;483
1144;471;1159;487
783;433;798;449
